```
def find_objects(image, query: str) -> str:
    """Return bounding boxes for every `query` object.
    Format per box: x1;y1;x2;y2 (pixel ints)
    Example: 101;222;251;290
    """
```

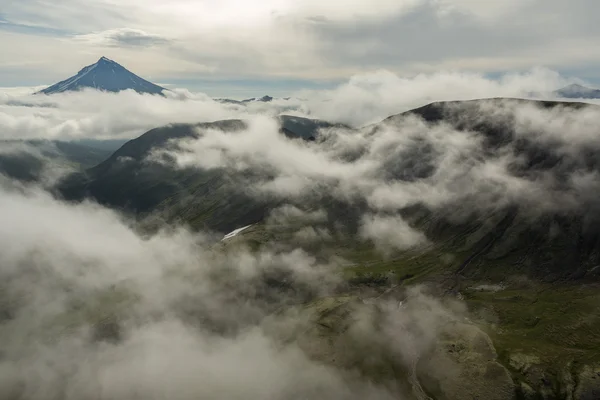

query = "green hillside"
50;100;600;399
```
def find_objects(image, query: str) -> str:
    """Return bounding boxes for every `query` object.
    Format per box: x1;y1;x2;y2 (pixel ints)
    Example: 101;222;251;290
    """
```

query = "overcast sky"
1;0;599;98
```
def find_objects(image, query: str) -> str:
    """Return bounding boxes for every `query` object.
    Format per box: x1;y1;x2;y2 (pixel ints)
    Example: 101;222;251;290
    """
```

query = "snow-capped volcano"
37;57;166;95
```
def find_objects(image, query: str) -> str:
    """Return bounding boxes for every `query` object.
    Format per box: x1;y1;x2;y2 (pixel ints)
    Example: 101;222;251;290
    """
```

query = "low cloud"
0;67;591;143
0;141;78;185
0;177;470;399
295;68;573;126
266;205;328;227
0;89;237;140
360;214;427;255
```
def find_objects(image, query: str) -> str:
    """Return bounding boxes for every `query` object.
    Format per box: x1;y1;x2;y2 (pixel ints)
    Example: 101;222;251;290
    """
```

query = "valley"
9;97;593;399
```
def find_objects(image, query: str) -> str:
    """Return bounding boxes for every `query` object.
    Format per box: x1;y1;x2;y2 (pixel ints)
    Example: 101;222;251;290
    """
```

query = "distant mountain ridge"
554;83;600;99
37;57;166;95
215;95;293;105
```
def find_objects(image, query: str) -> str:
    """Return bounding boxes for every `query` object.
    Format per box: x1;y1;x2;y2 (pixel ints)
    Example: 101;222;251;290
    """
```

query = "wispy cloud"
0;18;74;37
75;28;171;48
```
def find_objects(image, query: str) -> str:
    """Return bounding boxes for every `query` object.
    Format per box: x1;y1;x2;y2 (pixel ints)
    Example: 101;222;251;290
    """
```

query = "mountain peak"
37;57;166;96
97;56;112;63
555;83;600;99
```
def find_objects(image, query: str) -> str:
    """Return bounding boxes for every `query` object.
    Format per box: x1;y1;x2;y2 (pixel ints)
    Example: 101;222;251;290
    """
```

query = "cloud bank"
0;67;586;142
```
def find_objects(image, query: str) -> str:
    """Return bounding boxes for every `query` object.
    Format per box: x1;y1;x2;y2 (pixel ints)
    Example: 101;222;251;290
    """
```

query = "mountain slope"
56;116;338;232
56;98;600;261
204;98;600;282
37;57;166;95
50;98;600;400
377;98;600;280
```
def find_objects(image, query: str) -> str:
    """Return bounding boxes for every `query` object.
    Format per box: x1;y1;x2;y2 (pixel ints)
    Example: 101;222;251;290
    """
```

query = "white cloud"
266;205;328;226
296;68;570;126
0;86;47;96
288;0;422;21
360;214;427;255
0;89;240;140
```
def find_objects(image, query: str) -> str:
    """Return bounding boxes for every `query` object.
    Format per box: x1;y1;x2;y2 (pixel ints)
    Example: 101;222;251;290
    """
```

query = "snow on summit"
37;57;166;95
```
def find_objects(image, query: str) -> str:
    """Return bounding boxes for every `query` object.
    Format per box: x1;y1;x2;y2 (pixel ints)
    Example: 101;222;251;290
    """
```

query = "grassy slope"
344;249;600;398
222;220;600;399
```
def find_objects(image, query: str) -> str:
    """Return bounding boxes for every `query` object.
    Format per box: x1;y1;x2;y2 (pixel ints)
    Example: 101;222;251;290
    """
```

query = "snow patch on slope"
222;225;253;241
